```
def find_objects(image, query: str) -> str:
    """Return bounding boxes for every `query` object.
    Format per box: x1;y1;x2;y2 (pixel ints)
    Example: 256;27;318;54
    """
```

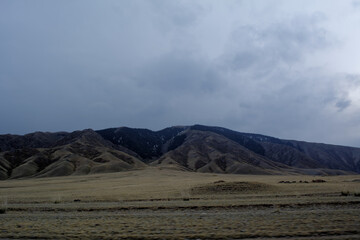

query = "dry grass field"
0;167;360;239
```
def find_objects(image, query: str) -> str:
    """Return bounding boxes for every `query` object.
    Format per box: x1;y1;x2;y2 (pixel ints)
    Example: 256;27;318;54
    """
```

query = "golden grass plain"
0;166;360;239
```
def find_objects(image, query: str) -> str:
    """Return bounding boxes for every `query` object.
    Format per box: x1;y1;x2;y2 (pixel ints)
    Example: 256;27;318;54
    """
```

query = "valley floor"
0;167;360;239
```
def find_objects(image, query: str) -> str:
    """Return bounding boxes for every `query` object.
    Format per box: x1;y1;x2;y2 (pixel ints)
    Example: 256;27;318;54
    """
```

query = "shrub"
312;179;326;183
0;198;7;214
341;191;350;196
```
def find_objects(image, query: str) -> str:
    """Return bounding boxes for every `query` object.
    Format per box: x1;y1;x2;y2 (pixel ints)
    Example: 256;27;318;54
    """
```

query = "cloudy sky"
1;0;360;146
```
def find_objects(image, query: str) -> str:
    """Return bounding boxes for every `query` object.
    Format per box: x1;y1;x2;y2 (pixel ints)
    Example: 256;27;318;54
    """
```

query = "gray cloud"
135;53;220;94
148;0;204;28
336;99;352;111
222;14;329;72
0;0;360;147
352;0;360;8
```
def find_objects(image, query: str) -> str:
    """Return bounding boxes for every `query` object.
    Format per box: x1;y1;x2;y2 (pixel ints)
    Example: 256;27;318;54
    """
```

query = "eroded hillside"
0;125;359;179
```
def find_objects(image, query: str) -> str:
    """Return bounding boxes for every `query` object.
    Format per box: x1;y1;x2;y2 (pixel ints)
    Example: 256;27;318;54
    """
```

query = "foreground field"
0;167;360;239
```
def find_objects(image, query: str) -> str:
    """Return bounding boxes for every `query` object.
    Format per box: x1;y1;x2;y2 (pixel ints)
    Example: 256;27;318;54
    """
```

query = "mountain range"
0;124;359;179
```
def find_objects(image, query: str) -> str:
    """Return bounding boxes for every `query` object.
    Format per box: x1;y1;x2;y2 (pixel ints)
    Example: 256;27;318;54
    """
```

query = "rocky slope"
96;126;187;161
152;130;349;175
0;130;145;179
0;125;358;179
187;125;360;174
152;130;295;174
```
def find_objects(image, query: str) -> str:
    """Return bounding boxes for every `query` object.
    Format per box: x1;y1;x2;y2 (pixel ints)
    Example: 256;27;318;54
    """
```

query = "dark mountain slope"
285;140;360;173
0;124;359;179
190;125;266;156
0;132;67;152
152;130;343;175
260;142;323;169
188;125;360;173
96;126;187;160
232;130;360;173
0;130;145;179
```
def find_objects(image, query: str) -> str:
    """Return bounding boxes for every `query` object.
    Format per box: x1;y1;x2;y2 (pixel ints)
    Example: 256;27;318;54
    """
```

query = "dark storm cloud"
136;53;220;94
0;1;360;147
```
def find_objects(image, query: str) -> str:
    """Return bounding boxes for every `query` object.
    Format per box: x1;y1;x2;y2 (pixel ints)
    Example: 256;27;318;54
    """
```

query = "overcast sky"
1;0;360;146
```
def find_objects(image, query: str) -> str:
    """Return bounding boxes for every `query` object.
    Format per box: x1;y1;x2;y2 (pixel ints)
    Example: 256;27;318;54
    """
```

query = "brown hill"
0;130;145;179
186;125;360;174
0;125;358;179
151;130;347;175
285;140;360;172
260;142;323;169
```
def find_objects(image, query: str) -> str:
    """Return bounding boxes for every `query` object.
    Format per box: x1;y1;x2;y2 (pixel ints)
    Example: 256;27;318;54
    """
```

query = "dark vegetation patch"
341;191;360;197
4;148;39;167
341;191;351;196
3;148;40;176
8;200;360;213
194;160;207;169
191;181;273;195
312;179;326;183
214;180;225;184
97;127;185;160
33;155;57;172
167;134;186;151
279;180;309;184
176;153;189;169
215;157;227;171
93;158;110;163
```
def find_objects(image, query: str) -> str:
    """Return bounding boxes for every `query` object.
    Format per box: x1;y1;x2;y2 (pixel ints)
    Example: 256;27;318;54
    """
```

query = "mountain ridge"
0;124;358;179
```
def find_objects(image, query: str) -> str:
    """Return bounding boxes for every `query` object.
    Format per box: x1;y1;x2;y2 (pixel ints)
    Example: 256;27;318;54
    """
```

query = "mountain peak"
1;124;359;179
